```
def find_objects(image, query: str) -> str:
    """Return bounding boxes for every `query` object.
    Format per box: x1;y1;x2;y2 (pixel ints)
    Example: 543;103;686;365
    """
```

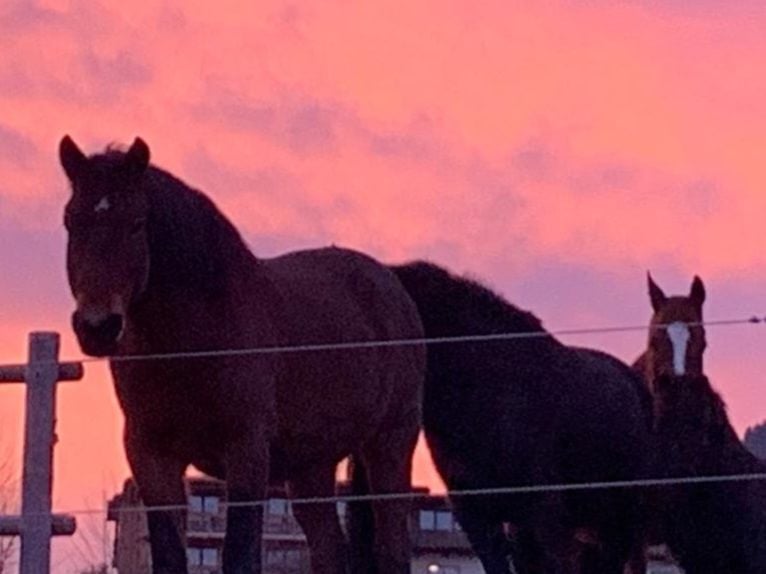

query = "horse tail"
346;454;378;574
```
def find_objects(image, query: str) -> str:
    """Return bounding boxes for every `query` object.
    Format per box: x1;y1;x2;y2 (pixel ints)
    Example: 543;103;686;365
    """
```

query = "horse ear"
690;275;706;307
59;135;87;182
124;137;150;176
647;272;666;312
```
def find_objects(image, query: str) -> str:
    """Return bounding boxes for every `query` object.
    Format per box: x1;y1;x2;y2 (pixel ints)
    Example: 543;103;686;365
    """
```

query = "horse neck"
656;387;744;474
141;177;264;307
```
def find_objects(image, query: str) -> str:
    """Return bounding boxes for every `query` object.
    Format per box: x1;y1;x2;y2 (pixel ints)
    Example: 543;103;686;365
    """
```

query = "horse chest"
113;363;267;460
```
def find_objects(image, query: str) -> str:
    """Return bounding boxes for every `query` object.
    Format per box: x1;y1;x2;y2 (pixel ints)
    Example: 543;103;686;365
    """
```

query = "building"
107;477;680;573
107;477;482;574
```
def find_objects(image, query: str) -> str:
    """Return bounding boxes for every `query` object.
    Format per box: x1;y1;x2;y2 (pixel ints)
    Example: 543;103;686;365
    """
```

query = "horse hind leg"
288;465;348;574
356;408;420;574
451;499;517;574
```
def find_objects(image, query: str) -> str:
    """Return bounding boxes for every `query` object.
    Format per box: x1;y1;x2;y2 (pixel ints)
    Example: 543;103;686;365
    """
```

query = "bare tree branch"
0;439;19;574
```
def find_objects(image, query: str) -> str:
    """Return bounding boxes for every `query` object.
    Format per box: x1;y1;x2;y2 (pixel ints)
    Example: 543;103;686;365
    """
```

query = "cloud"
0;214;70;324
0;124;39;166
189;93;340;155
0;6;765;562
0;0;66;30
1;0;761;280
78;49;153;97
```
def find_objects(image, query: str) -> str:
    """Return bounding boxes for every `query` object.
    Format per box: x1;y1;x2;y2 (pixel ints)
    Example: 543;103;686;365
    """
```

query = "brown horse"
633;273;706;393
652;374;766;573
390;261;652;574
630;273;707;571
59;135;425;574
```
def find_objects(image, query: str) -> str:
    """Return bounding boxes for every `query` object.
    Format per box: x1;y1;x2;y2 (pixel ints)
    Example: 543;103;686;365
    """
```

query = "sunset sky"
1;0;765;570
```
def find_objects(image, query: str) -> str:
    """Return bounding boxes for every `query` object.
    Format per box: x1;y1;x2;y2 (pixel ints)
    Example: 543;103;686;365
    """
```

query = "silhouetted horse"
391;261;652;574
59;136;425;574
633;274;707;393
652;374;766;574
630;273;707;568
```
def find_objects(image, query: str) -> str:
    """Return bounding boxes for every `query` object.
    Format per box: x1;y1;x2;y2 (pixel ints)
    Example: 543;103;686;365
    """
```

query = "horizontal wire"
1;318;763;519
51;315;763;367
44;471;766;518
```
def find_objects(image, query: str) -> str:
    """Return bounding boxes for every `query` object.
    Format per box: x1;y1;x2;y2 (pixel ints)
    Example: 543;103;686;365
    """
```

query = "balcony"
187;512;227;536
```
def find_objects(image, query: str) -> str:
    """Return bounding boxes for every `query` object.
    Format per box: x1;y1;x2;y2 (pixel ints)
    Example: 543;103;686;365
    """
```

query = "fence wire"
1;316;764;521
46;471;766;519
52;315;764;366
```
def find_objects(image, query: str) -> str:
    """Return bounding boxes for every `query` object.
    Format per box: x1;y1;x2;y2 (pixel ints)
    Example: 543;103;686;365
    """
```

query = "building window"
268;498;290;516
187;547;219;566
285;549;301;567
419;510;435;530
266;550;282;565
267;549;304;567
202;548;218;566
435;511;453;531
420;510;456;531
189;495;220;514
187;548;199;566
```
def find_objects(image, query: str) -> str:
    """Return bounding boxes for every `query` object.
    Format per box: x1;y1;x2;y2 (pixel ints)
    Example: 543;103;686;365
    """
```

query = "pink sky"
1;0;765;570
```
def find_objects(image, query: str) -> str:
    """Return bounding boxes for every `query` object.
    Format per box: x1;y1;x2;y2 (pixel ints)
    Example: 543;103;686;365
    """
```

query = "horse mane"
89;149;258;296
656;376;730;433
392;260;546;336
104;142;126;153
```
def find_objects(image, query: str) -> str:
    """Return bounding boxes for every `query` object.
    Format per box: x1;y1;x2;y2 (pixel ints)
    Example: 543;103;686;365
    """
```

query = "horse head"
59;135;152;356
644;273;707;388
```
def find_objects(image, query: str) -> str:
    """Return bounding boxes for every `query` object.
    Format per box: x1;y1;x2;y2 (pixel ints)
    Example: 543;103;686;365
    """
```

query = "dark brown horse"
651;374;766;574
59;136;425;574
633;273;706;393
391;261;652;574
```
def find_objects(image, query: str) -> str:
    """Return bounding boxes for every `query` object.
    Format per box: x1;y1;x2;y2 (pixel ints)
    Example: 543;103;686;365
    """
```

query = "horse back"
264;246;424;344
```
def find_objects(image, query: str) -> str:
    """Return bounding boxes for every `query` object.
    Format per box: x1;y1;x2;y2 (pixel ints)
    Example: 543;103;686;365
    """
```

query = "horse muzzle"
72;310;125;357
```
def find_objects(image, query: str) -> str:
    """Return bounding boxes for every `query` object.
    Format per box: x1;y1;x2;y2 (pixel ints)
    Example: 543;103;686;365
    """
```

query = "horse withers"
59;135;425;574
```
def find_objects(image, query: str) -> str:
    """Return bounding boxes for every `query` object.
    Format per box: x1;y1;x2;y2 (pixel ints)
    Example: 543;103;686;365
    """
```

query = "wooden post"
19;332;60;573
0;332;82;573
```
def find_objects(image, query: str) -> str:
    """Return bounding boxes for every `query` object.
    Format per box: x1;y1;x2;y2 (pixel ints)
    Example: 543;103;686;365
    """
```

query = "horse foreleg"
223;431;270;574
289;465;348;574
125;438;188;574
452;500;516;574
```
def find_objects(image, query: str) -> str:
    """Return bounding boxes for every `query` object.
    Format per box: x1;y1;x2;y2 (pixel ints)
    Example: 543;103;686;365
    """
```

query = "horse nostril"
73;312;124;343
97;314;124;342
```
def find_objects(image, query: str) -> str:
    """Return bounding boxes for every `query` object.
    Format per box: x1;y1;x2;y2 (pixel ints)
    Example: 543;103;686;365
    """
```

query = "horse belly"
273;346;419;475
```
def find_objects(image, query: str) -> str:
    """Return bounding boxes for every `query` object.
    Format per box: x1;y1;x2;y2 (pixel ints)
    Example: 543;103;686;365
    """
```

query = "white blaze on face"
666;321;690;375
94;196;110;212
